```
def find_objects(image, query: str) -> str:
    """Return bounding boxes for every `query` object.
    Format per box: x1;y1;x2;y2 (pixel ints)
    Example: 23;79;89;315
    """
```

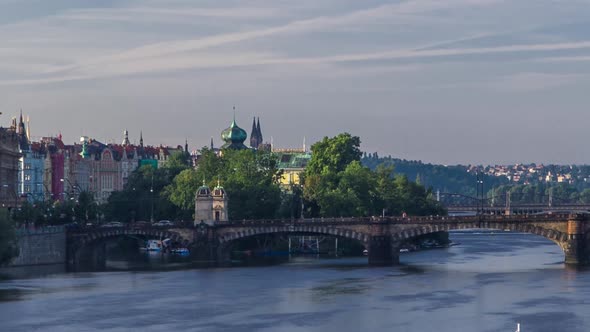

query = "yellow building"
274;148;311;187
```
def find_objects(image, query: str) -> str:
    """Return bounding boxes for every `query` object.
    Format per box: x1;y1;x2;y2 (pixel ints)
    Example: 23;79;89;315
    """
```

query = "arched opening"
70;231;189;272
218;230;370;266
395;226;568;269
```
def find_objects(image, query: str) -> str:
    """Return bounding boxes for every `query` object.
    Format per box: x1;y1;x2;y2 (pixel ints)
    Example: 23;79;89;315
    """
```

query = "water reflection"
1;232;590;332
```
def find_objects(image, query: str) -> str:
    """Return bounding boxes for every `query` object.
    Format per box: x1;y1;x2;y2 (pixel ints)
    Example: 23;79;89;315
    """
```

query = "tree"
303;133;445;218
164;148;283;220
73;191;97;222
103;164;183;223
0;214;17;265
306;133;362;175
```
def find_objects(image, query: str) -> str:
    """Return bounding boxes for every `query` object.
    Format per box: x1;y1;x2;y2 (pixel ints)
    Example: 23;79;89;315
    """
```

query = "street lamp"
150;173;154;223
476;172;484;216
60;178;80;199
2;184;18;219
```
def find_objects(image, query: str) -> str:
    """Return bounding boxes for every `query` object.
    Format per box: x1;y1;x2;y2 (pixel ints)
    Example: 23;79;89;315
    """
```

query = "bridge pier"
68;242;107;271
564;217;589;266
368;236;399;266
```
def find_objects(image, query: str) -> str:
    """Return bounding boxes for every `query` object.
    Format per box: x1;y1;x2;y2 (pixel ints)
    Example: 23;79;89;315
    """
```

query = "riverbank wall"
8;226;66;266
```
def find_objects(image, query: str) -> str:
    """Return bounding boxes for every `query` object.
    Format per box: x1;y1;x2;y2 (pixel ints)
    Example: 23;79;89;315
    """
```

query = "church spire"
17;110;29;151
139;131;144;147
26;115;30;141
18;109;26;136
122;129;130;146
257;117;263;143
250;116;259;149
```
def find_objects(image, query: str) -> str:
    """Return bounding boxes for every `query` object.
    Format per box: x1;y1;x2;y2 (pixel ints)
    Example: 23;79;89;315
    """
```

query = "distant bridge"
67;213;590;268
446;204;590;215
437;191;590;215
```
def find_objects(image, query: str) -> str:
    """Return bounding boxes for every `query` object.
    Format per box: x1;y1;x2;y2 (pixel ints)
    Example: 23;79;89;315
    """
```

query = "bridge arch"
69;228;191;254
217;225;371;246
392;222;568;248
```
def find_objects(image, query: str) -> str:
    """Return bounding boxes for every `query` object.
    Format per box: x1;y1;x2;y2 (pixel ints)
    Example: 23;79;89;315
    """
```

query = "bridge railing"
65;213;579;234
217;213;575;225
16;225;65;236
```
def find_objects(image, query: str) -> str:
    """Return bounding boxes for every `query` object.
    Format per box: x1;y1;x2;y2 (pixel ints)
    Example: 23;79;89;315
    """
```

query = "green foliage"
362;155;509;197
166;169;201;210
164;151;191;172
164;148;283;220
306;133;362;175
104;163;188;223
0;213;17;266
304;134;445;218
490;183;589;205
73;191;98;222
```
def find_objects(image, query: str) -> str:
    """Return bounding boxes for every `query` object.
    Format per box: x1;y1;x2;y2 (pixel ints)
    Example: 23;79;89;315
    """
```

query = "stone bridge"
67;214;590;267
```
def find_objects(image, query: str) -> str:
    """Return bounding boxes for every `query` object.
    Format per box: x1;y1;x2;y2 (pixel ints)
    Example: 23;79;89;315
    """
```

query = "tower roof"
221;114;248;150
213;178;226;197
196;180;211;197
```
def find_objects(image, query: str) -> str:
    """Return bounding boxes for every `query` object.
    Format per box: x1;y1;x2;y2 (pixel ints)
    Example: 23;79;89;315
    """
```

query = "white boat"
140;239;164;252
515;323;521;332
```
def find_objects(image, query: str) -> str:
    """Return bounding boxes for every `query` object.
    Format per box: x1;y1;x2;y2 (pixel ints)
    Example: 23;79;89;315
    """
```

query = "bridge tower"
195;180;229;226
195;181;213;226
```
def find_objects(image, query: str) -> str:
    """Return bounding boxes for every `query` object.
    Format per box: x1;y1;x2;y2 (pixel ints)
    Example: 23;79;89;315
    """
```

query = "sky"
1;0;590;165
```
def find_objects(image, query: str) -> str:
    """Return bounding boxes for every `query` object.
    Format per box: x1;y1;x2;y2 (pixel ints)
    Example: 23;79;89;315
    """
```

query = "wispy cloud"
5;39;589;86
13;0;508;81
487;72;582;92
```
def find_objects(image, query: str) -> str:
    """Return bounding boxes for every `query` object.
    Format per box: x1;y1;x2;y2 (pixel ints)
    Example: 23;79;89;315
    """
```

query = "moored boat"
140;239;164;252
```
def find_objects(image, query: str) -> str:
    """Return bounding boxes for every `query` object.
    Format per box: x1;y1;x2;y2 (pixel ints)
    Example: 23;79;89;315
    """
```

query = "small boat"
140;239;164;252
400;248;409;253
363;249;368;256
171;248;190;255
515;322;521;332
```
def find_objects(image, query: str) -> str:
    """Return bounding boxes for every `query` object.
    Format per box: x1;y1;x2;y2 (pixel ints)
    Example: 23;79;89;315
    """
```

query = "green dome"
221;118;248;150
196;180;211;197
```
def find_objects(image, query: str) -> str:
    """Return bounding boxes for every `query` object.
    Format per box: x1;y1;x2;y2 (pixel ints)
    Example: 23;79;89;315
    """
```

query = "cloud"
487;72;581;92
538;55;590;63
15;0;507;79
3;38;589;86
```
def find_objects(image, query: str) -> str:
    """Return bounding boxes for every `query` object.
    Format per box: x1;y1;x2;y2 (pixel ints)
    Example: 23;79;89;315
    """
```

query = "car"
153;220;174;227
133;220;150;226
100;221;124;228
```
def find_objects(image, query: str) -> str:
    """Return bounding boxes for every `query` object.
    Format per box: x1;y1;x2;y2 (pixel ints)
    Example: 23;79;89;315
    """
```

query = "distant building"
15;113;46;202
54;131;184;203
274;148;311;187
0;118;20;208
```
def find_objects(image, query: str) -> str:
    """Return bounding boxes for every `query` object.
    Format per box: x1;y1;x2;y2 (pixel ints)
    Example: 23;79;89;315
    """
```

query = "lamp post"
476;172;484;216
60;178;80;199
2;184;18;220
40;183;52;202
150;173;154;223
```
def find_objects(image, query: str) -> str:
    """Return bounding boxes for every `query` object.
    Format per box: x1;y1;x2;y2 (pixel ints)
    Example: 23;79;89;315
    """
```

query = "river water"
1;231;589;332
